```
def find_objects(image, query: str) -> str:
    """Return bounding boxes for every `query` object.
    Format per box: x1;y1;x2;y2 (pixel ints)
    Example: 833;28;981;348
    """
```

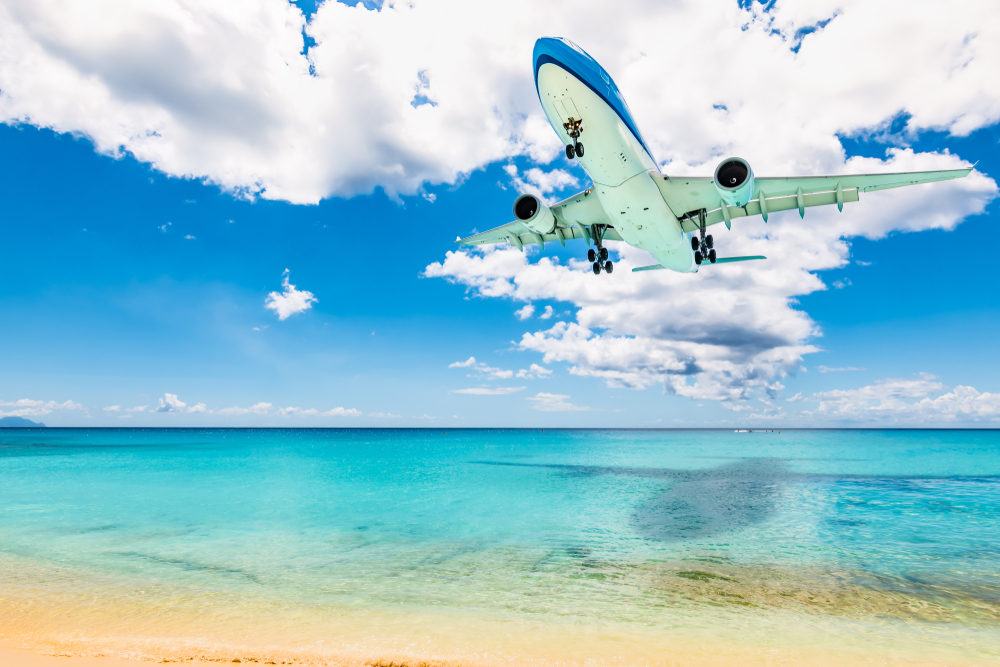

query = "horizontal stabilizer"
631;255;767;273
712;255;767;264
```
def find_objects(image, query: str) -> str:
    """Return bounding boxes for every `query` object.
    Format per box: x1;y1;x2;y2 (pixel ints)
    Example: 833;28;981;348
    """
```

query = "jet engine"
713;157;755;207
512;193;556;234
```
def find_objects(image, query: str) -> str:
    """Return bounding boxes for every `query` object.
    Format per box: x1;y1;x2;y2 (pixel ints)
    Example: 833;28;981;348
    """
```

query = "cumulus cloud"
526;392;590;412
2;0;997;206
155;393;187;413
0;398;85;417
503;164;580;203
368;412;402;418
514;304;535;320
103;405;121;412
538;305;554;320
427;150;995;405
817;366;865;373
449;357;477;368
320;407;362;417
265;269;317;320
450;386;526;395
804;376;1000;422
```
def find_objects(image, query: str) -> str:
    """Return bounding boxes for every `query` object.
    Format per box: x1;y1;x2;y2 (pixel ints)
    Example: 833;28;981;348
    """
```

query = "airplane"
457;37;974;275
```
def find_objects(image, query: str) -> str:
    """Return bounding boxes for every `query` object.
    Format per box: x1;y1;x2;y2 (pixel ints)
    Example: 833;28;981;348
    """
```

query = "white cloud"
265;269;317;320
526;392;590;412
155;393;186;413
279;407;319;416
126;405;148;412
450;386;526;395
832;278;852;289
449;357;515;380
320;407;362;417
803;376;1000;422
0;398;85;417
216;401;272;416
103;405;121;412
516;363;553;379
2;0;997;206
427;148;995;405
184;234;196;240
817;366;865;373
503;165;580;203
368;412;402;418
514;304;535;320
538;305;554;320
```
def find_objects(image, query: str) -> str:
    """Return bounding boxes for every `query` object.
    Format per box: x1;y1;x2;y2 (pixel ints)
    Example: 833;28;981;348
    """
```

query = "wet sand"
0;643;213;666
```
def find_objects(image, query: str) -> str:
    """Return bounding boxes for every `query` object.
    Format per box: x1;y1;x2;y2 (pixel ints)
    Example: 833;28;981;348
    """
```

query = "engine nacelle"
512;193;556;235
713;157;755;207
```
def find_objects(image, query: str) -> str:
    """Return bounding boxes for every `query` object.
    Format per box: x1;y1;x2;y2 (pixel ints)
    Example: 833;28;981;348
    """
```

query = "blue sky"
1;0;999;426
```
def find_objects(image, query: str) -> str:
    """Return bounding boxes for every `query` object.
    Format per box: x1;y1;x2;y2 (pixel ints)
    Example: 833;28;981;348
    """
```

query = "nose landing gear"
563;117;584;160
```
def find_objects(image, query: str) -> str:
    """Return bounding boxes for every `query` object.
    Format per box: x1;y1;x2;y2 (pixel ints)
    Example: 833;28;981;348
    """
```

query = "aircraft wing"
456;189;622;250
654;167;974;232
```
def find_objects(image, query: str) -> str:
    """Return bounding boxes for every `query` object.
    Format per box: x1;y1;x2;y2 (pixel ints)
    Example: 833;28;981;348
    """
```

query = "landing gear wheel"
588;248;597;263
695;250;703;265
592;261;602;275
575;142;584;158
691;236;700;251
709;249;717;263
705;235;714;249
604;260;614;274
599;247;609;262
566;145;575;160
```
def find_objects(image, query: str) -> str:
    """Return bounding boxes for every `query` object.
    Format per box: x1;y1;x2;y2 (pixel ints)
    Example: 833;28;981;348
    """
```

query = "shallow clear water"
1;428;998;665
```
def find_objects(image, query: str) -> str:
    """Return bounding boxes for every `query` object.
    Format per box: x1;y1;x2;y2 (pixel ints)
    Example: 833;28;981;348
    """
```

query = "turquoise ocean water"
1;428;999;665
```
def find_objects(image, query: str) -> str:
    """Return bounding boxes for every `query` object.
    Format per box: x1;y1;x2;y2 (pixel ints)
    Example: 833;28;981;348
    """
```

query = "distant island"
0;416;46;427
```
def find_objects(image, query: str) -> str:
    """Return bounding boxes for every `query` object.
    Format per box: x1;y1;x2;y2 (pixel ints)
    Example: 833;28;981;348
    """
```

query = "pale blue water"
1;428;999;664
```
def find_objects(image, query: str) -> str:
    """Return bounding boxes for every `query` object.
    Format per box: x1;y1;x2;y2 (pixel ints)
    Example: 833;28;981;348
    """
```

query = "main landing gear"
587;226;613;275
563;117;584;160
692;209;717;265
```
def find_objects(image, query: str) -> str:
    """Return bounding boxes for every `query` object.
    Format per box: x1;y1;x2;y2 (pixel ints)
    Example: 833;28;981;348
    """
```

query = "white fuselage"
536;63;697;273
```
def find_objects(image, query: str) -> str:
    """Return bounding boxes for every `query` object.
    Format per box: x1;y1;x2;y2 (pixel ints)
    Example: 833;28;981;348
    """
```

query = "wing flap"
678;187;862;232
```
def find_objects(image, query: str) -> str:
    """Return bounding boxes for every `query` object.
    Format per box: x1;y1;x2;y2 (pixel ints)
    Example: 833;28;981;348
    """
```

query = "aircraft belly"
595;172;695;272
536;64;655;186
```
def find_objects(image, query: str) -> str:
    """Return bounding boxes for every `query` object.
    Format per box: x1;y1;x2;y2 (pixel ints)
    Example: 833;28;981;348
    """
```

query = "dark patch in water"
111;551;262;584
